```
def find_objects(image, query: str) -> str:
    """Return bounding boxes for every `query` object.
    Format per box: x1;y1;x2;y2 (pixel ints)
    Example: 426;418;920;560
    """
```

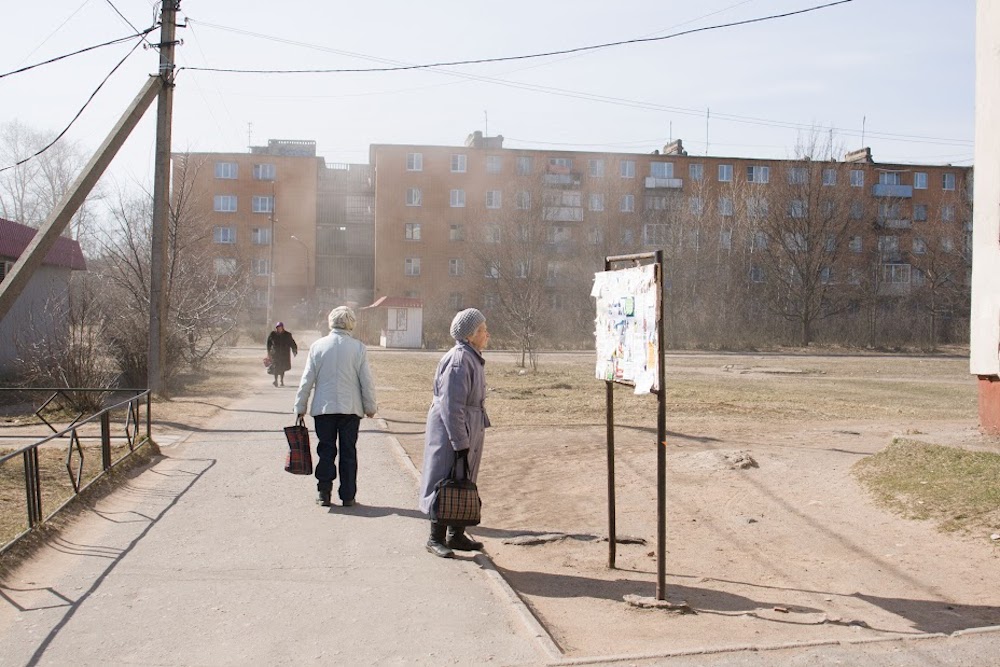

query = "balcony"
878;218;912;229
543;207;584;222
644;176;684;189
542;172;582;188
872;184;913;198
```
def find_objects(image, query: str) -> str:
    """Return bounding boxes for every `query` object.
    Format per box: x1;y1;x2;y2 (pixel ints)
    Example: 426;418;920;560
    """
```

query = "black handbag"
283;416;313;475
430;453;481;527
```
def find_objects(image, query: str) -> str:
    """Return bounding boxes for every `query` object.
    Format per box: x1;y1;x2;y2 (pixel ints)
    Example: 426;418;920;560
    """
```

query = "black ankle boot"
446;527;483;551
316;490;331;507
426;521;454;558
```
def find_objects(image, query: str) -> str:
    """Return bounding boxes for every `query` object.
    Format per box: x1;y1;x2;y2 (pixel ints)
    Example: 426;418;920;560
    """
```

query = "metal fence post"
101;411;112;470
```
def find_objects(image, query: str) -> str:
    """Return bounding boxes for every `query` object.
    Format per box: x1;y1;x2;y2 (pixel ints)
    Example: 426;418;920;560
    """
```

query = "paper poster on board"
592;264;659;394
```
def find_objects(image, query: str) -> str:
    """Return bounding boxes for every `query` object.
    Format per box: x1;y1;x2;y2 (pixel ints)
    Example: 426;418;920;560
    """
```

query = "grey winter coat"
417;342;491;514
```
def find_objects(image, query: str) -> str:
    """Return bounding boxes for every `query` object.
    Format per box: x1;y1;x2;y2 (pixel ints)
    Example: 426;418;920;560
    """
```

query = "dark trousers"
314;413;361;501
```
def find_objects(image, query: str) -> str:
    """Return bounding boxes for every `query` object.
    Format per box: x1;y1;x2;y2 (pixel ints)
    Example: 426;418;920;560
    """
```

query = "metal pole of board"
604;256;616;569
655;249;667;600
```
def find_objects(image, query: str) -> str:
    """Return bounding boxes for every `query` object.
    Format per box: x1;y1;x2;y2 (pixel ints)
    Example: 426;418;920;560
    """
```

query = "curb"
376;420;564;662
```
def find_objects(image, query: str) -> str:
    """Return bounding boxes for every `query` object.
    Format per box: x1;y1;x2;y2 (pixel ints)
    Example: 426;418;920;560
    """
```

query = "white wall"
970;1;1000;376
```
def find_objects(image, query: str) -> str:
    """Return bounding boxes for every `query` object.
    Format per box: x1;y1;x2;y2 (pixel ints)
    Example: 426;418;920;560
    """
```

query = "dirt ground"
374;347;1000;657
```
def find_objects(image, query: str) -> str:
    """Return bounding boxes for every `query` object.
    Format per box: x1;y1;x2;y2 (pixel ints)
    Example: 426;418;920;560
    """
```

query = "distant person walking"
294;307;377;508
266;322;298;387
418;308;490;558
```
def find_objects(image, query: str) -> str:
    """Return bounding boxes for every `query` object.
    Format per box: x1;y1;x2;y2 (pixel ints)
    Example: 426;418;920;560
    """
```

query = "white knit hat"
450;308;485;341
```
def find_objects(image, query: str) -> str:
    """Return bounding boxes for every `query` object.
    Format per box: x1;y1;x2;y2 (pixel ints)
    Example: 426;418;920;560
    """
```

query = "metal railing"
0;388;152;556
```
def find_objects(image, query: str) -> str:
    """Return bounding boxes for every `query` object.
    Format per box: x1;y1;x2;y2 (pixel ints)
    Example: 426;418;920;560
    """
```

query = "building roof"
365;296;423;309
0;218;87;270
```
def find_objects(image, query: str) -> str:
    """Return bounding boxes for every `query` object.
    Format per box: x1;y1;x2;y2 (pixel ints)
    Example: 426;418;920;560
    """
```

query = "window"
548;293;564;309
912;237;927;255
214;195;237;213
214;162;238;179
515;191;531;210
941;204;956;222
747;165;769;184
517;224;530;242
405;188;422;207
404;258;421;276
449;189;466;208
942;236;955;252
622;228;635;244
750;265;765;283
878;202;901;222
719;229;732;250
881;263;911;284
483;293;498;309
486;155;502;174
645;195;671;211
912;268;926;286
549;157;573;170
650;162;674;179
448;258;463;276
253;163;275;181
546;262;561;285
718;196;734;217
784;232;807;252
788;167;807;184
913;204;928;222
214;258;237;275
450;154;467;173
688;196;704;216
449;224;464;241
213;226;236;244
718;164;733;182
879;171;901;186
252;258;270;276
643;224;670;246
404;223;421;241
588;159;605;177
547;226;570;245
849;236;863;253
484;225;501;243
942;172;956;190
747;196;768;218
850;169;864;187
589;193;605;211
788;199;807;218
448;293;463;310
252;195;273;213
620;160;635;178
878;235;900;254
485;262;500;279
820;267;833;284
914;172;928;189
825;235;836;252
251;228;271;245
515;261;530;278
822;168;837;186
850;201;864;220
620;194;635;212
406;153;423;171
689;163;703;181
486;190;502;209
821;200;836;216
588;227;604;245
848;268;863;285
752;231;768;250
516;156;533;175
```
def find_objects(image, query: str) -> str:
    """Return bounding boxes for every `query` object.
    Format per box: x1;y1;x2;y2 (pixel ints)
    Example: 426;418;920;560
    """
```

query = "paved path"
0;368;553;666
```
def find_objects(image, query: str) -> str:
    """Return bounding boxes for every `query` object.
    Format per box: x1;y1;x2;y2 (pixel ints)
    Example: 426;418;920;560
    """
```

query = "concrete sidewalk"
0;370;555;666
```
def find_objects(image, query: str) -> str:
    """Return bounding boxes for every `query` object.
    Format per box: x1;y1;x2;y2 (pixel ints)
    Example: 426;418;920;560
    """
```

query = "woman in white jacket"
295;307;377;508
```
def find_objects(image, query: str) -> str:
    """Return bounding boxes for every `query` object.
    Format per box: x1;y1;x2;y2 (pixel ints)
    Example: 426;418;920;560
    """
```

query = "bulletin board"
591;263;660;395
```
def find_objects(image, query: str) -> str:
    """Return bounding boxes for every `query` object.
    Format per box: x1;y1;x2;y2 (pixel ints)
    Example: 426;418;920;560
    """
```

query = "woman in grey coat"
418;308;490;558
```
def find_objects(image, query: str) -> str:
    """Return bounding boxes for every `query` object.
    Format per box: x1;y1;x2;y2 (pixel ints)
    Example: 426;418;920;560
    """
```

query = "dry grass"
853;438;1000;536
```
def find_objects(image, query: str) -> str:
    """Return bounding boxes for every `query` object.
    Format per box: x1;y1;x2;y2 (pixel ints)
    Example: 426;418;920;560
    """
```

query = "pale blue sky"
1;0;976;187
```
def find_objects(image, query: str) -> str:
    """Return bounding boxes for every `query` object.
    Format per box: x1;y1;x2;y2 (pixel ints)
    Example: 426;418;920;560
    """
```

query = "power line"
0;38;146;173
180;0;854;75
103;0;157;50
0;29;154;80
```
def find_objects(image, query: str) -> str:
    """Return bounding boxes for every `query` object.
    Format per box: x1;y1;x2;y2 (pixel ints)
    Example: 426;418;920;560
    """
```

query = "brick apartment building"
179;134;971;345
173;140;373;329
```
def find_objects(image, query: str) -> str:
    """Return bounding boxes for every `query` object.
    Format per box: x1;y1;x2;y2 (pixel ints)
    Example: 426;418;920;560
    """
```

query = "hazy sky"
1;0;975;188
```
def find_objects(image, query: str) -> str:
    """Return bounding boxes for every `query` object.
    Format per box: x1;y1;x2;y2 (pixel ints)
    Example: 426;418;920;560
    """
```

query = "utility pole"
266;181;276;327
148;0;181;394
